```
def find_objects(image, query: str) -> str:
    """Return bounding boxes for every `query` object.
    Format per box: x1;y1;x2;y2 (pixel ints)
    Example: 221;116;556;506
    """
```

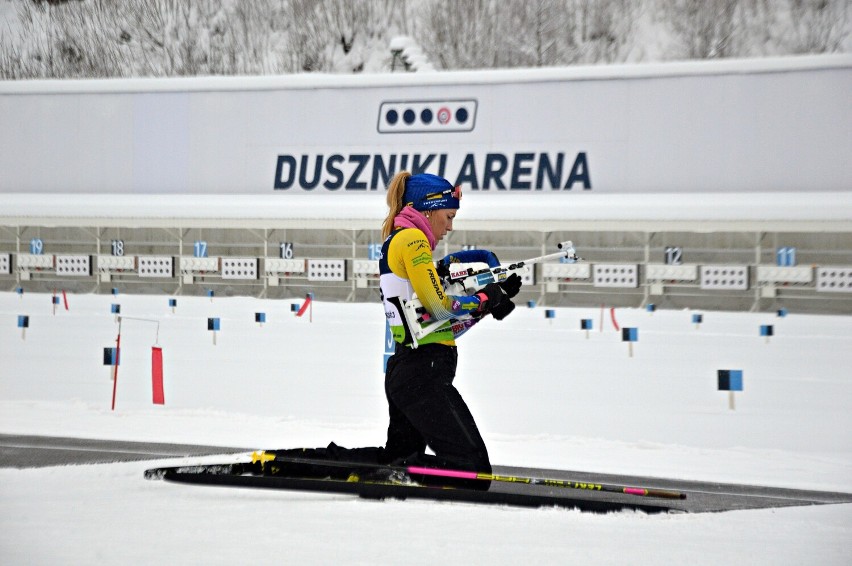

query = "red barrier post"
152;347;164;405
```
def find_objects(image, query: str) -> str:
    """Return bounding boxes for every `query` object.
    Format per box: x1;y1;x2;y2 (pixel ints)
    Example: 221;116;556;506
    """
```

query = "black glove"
478;282;516;321
499;273;522;299
490;299;515;321
479;282;507;311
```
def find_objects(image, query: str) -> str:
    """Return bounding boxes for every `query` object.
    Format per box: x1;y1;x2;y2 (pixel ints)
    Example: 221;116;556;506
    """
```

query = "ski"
143;461;676;514
143;462;251;480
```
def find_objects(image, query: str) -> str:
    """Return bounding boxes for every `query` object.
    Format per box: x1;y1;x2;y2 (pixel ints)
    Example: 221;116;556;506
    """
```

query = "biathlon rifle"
400;241;581;346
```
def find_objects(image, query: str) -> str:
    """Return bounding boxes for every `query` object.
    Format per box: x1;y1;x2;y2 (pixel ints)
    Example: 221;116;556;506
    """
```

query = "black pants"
267;344;491;490
384;343;491;482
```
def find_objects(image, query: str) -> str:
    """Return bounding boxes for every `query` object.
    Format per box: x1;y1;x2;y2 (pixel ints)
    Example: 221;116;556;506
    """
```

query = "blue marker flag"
103;347;119;366
718;370;743;391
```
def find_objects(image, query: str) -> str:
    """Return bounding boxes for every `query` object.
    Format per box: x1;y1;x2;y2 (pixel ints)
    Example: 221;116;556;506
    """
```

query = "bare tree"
498;0;567;67
574;0;638;63
661;0;740;59
729;0;777;57
416;0;504;69
417;0;638;69
784;0;849;53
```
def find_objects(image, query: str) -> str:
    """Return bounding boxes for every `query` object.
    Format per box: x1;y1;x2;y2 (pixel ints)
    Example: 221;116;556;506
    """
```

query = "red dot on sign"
437;107;451;124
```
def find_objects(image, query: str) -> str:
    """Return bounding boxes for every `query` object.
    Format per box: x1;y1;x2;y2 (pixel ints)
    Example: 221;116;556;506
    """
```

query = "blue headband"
403;173;461;211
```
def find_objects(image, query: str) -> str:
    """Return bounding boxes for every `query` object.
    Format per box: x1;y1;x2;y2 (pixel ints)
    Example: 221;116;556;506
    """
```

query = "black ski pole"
253;451;686;500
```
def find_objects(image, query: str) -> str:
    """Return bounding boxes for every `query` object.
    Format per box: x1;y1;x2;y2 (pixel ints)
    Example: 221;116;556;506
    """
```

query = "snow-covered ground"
1;290;851;564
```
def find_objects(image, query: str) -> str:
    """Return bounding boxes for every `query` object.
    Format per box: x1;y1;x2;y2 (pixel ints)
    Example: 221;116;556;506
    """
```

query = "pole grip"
639;488;687;500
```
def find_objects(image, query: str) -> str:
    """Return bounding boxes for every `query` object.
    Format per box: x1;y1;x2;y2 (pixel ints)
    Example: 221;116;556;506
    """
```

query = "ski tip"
143;468;167;481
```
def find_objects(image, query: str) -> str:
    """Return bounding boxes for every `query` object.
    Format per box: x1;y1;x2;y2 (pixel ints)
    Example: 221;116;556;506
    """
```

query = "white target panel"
593;264;638;288
137;256;175;278
700;265;749;290
264;258;305;274
307;259;346;282
180;257;219;273
17;253;54;269
541;262;591;280
353;260;379;277
55;255;93;276
645;263;698;282
222;258;259;280
816;266;852;293
756;266;813;284
0;253;10;275
353;260;379;289
97;255;135;271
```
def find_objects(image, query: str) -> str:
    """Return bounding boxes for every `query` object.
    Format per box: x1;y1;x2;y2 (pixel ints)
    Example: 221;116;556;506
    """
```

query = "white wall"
1;55;850;196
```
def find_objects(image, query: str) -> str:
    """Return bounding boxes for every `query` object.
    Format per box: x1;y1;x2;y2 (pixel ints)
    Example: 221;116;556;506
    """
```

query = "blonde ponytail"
381;170;411;239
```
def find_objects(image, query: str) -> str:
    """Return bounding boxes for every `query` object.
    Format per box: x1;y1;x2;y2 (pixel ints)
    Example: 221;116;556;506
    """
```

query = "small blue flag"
718;370;743;391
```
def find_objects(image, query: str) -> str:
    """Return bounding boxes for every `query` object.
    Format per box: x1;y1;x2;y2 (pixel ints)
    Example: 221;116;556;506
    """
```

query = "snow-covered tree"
0;0;848;79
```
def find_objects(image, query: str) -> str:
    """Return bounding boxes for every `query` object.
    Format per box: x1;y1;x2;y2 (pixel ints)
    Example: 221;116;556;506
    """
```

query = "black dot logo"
378;100;477;133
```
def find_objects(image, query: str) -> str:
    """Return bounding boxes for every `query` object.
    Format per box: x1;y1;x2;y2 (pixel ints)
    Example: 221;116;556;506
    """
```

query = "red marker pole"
296;294;313;320
610;307;620;331
111;323;122;411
